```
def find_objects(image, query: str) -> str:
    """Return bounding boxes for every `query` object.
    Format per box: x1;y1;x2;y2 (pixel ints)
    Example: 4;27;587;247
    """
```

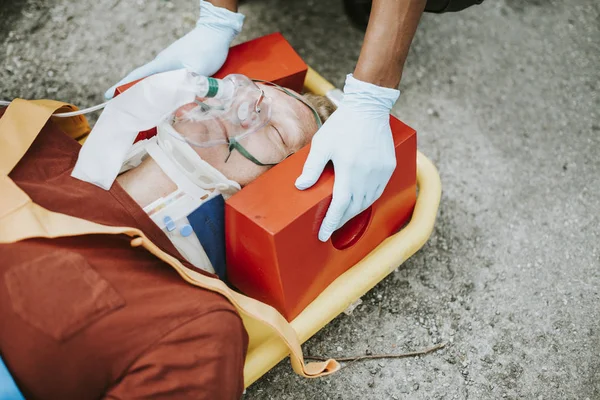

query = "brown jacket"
0;108;247;399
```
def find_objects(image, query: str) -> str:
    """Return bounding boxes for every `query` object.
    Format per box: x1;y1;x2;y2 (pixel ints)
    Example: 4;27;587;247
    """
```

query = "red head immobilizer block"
226;118;416;321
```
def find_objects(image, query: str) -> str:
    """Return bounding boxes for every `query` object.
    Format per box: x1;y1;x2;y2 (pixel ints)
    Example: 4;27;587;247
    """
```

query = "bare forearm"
206;0;238;12
354;0;426;88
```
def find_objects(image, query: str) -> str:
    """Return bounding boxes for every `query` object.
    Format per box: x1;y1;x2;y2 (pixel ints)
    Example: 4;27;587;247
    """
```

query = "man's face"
172;84;319;186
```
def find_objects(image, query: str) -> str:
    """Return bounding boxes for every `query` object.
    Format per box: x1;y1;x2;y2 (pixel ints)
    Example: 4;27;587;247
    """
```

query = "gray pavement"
1;0;599;399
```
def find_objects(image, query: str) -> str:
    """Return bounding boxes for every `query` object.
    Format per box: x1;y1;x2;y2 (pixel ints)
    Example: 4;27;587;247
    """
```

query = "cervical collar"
155;120;241;199
122;121;241;277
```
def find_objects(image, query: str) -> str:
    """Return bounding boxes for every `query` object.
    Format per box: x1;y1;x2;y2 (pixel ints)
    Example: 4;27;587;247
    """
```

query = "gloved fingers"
362;182;385;208
295;146;330;190
104;58;173;100
364;161;394;201
319;182;353;242
336;172;391;230
338;192;370;229
372;183;385;203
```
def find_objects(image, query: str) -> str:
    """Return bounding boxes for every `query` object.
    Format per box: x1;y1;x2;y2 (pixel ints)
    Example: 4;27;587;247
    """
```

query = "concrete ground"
1;0;598;398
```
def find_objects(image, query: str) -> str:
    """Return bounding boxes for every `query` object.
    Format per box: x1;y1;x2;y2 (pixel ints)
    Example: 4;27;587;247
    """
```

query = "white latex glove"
104;0;244;99
295;74;400;242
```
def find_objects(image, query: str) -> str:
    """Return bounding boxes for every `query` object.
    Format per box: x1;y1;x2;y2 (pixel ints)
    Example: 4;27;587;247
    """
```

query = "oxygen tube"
0;99;109;117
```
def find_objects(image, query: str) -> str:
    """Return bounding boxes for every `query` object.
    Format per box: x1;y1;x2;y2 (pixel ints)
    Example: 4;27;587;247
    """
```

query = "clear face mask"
163;74;322;167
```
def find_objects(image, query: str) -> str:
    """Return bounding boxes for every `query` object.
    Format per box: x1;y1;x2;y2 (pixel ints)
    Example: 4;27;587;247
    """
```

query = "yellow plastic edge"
304;67;336;96
243;65;441;388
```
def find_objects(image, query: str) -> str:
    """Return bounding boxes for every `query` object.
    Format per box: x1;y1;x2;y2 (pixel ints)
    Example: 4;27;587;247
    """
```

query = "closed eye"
272;125;286;147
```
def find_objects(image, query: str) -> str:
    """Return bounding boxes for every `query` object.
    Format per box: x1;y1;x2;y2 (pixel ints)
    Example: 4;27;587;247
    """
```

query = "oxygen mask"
164;74;288;166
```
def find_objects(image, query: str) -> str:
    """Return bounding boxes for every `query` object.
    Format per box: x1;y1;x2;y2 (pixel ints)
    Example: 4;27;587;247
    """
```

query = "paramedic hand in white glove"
296;0;427;241
295;75;399;242
104;0;244;99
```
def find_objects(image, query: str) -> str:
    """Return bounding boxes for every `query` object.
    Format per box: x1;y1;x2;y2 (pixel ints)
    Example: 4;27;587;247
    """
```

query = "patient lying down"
116;81;334;276
0;79;335;400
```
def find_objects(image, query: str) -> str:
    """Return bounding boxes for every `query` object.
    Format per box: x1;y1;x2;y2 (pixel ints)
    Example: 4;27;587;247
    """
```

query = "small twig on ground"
305;342;447;367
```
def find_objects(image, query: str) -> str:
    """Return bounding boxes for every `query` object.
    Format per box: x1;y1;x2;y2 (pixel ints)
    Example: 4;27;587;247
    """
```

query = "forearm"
354;0;427;88
205;0;238;12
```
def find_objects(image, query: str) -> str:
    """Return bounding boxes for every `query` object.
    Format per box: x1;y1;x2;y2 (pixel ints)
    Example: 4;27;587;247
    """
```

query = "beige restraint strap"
0;99;339;379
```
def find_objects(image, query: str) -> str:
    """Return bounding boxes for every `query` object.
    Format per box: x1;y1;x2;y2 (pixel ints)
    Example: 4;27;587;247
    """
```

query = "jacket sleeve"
104;309;248;400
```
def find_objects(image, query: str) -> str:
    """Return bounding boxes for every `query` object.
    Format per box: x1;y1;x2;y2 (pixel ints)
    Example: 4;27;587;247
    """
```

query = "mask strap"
225;137;277;167
251;79;323;128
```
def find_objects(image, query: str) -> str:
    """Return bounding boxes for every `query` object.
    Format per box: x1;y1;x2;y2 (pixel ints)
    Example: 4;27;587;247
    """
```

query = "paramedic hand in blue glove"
105;0;428;242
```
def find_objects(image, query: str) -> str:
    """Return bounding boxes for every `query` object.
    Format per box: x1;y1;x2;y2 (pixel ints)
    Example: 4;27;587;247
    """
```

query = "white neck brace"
121;121;240;274
154;121;241;199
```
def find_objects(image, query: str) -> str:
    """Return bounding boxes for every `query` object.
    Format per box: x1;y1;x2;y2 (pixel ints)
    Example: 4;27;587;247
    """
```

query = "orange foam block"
215;32;307;91
226;117;417;320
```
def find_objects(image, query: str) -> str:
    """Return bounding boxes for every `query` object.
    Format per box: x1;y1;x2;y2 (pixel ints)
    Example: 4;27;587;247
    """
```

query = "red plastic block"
215;32;307;92
113;33;308;143
225;117;417;320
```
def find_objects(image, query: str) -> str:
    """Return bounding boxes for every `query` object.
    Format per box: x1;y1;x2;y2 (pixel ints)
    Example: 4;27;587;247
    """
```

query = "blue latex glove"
104;0;244;99
295;74;400;242
0;357;24;400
